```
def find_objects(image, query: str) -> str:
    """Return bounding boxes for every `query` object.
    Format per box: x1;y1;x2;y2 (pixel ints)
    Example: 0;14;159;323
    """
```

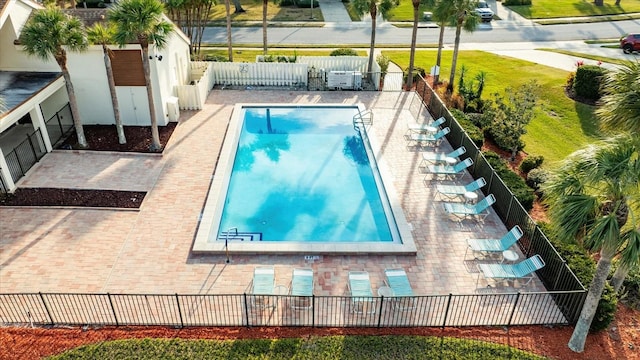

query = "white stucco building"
0;0;192;192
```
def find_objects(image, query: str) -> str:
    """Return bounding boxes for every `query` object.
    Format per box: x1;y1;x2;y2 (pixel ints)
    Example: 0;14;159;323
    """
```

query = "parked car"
620;33;640;54
475;0;494;23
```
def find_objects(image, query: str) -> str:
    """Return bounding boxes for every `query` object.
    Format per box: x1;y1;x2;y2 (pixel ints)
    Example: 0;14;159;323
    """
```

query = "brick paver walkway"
0;91;546;299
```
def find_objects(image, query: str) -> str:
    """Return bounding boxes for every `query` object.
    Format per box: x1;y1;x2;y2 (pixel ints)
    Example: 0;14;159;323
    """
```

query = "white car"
475;0;494;22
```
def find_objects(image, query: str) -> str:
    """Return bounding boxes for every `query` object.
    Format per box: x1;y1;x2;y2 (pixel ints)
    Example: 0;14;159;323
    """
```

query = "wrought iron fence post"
442;294;452;328
38;292;54;326
175;294;184;328
506;196;514;225
243;293;250;327
507;292;521;327
377;296;384;328
107;293;119;326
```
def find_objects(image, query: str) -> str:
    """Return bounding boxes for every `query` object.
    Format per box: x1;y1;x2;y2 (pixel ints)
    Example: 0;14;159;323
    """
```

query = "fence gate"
382;72;403;91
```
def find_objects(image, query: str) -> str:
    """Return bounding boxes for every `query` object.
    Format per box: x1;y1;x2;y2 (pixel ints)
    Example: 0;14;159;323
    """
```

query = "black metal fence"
3;129;47;184
414;76;586;320
0;290;585;328
45;103;74;147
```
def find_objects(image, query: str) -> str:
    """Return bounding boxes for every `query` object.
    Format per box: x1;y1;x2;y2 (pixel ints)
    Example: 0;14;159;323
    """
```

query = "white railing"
175;61;213;110
210;62;308;87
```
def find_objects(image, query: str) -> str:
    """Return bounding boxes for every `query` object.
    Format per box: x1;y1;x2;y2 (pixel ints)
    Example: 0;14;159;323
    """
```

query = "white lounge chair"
477;254;545;287
250;266;275;308
407;116;446;135
435;177;486;200
408;127;450;149
443;193;496;222
465;225;523;259
348;271;375;314
290;268;314;310
383;268;416;311
421;146;466;166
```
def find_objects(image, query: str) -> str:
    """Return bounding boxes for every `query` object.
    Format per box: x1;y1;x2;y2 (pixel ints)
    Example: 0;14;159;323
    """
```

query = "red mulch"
0;305;637;360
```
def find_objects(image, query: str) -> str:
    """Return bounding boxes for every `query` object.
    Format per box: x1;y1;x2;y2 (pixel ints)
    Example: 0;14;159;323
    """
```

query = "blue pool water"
217;106;395;242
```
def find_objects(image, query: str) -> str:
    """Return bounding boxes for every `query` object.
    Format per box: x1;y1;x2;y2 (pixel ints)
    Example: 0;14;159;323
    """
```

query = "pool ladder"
353;110;373;130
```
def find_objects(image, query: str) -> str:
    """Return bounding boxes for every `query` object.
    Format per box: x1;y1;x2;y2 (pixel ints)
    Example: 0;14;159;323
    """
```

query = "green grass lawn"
385;0;432;22
508;0;640;19
200;48;366;62
47;336;546;359
383;50;600;165
209;0;323;22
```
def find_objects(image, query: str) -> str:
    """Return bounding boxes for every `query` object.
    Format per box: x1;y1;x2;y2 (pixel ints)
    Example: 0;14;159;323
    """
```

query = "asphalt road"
202;20;640;46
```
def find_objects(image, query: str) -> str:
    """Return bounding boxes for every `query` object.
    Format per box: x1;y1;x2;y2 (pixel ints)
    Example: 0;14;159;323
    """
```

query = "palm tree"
262;0;268;55
447;0;478;93
21;7;89;148
87;23;126;144
595;60;640;292
406;0;435;89
431;0;454;85
350;0;398;79
545;134;640;353
225;0;234;61
108;0;173;151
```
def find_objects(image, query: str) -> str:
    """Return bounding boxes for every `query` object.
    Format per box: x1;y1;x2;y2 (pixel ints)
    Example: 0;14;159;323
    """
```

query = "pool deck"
0;90;546;296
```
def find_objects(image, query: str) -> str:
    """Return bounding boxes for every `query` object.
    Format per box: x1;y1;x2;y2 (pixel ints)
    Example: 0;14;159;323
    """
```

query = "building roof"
62;8;108;27
0;71;62;118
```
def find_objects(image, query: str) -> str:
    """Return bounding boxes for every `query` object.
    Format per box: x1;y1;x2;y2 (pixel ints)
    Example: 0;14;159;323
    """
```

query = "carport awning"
0;71;61;116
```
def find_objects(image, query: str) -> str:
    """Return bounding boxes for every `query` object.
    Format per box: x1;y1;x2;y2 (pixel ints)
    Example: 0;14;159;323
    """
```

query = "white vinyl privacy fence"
174;57;383;110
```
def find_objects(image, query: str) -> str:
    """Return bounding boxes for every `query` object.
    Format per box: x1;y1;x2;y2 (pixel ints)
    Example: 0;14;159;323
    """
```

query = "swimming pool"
193;104;415;254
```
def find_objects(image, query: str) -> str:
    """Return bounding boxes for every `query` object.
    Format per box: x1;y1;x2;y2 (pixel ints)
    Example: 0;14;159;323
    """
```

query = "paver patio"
0;90;546;299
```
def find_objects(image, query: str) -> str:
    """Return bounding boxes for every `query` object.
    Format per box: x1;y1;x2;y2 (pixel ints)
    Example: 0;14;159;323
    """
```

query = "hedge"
482;151;535;211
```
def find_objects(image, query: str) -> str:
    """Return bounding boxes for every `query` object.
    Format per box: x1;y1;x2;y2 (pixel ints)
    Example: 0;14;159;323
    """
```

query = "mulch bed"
0;188;145;208
0;304;638;360
59;123;177;153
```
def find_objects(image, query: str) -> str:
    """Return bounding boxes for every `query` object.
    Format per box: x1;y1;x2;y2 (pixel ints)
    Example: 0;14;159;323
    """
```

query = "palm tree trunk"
225;0;233;61
141;46;162;151
60;66;87;148
232;0;245;13
568;247;616;353
406;1;420;90
448;17;463;93
610;263;629;292
615;0;621;5
104;46;126;144
434;22;445;85
367;2;377;78
263;0;268;55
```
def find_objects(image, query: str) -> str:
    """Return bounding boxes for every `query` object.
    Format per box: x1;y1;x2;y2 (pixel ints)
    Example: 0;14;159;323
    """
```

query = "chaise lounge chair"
421;146;466;166
443;193;495;222
434;177;486;200
408;127;450;149
407;116;446;135
425;158;474;181
383;268;416;311
251;266;275;308
476;254;545;287
290;268;314;310
465;225;523;259
348;271;375;314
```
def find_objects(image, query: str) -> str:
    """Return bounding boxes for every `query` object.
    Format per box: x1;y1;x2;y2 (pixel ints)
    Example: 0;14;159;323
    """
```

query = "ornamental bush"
573;65;607;100
330;48;358;56
503;0;531;5
520;155;544;174
482;151;535;211
450;109;484;148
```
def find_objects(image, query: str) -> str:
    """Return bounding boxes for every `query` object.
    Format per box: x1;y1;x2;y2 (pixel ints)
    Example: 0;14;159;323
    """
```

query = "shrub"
330;48;358;56
539;222;619;332
295;0;319;7
376;54;390;77
619;263;640;310
504;0;531;4
403;66;426;86
483;151;535;211
203;54;229;62
450;109;484;148
573;65;607;100
520;155;544;174
436;84;465;111
526;168;548;193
